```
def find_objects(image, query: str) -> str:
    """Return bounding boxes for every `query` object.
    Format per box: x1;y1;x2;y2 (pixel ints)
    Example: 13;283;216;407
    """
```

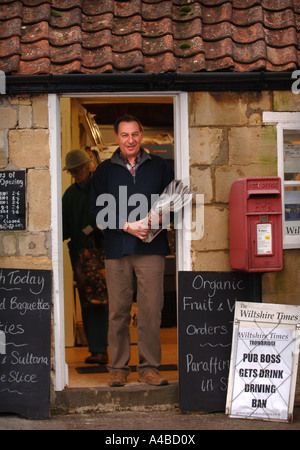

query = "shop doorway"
50;92;190;391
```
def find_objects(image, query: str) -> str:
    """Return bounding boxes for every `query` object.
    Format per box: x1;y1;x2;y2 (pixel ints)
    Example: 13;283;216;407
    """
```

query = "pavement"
0;405;299;431
1;374;299;432
1;372;298;434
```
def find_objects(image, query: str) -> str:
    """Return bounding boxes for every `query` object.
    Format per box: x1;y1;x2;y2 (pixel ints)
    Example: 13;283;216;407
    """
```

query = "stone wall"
189;90;300;305
0;94;51;270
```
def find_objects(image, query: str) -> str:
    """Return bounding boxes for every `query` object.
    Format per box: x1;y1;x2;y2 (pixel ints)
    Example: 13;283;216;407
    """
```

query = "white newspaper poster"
226;302;300;422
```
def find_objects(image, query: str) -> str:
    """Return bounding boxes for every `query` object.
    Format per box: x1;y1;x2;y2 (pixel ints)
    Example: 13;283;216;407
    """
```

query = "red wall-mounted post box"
229;177;283;272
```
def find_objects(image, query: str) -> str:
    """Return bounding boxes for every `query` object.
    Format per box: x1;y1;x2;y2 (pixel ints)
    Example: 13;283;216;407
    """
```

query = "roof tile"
144;52;176;73
82;0;113;16
21;21;49;43
49;25;82;47
22;0;50;6
175;36;204;58
174;18;202;40
265;27;297;48
112;15;141;35
142;1;172;20
232;23;264;44
0;36;20;58
23;3;50;24
267;45;298;66
0;0;299;75
114;0;142;18
50;42;82;64
204;37;232;61
49;7;81;28
1;53;19;72
206;55;235;71
232;6;263;26
143;34;173;55
264;8;296;29
233;40;267;64
21;39;49;60
0;2;22;21
16;57;50;74
265;59;296;71
173;2;202;21
82;29;110;49
262;0;294;11
202;21;231;41
176;54;206;73
201;3;232;24
51;0;82;9
82;46;112;69
113;49;144;70
112;32;141;53
82;13;113;32
51;59;81;74
0;18;22;39
232;0;260;8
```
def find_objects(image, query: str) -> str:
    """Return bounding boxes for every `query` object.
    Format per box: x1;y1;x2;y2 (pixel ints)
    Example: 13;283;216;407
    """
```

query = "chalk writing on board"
178;271;261;413
0;171;26;230
0;269;51;419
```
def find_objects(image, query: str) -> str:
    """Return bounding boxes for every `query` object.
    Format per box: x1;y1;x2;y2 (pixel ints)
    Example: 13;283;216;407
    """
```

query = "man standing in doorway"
90;115;174;387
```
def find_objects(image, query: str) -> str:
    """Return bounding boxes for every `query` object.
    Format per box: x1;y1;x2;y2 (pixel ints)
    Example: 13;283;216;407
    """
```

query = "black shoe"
85;352;108;365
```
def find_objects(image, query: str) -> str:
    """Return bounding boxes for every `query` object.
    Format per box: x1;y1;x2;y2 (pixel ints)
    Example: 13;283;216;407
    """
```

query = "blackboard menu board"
178;271;261;413
0;171;26;230
0;269;51;419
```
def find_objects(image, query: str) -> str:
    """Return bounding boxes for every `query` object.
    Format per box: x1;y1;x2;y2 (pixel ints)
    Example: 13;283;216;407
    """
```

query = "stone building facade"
0;94;51;271
189;90;300;305
1;90;300;299
0;89;299;398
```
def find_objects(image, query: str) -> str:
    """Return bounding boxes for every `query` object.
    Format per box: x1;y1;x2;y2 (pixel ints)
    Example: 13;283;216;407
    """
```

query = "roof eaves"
4;71;296;95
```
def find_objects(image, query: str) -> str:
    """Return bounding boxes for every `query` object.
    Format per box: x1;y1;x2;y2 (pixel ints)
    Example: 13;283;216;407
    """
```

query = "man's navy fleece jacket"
90;148;174;259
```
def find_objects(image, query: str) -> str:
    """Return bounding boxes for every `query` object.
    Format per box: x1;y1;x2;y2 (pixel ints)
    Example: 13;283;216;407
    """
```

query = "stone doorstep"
51;374;300;416
51;382;179;415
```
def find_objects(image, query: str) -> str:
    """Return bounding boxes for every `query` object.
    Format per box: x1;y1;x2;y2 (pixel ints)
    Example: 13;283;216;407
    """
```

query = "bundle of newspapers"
142;179;192;243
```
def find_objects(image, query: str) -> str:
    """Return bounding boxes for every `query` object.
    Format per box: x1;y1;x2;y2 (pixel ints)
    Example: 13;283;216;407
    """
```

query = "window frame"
263;112;300;249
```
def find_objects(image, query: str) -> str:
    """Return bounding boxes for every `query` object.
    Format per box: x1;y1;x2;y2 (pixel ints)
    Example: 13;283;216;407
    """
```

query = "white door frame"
48;91;191;391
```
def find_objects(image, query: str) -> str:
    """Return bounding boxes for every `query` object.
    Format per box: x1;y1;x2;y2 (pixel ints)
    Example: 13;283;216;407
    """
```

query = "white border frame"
49;91;190;391
49;94;68;391
263;112;300;249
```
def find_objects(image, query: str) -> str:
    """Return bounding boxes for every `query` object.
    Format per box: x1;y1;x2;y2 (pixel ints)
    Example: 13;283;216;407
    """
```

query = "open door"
50;92;190;391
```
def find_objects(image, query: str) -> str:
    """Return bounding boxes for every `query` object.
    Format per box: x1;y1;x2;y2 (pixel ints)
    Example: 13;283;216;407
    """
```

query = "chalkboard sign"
0;171;26;230
178;271;261;413
0;269;51;419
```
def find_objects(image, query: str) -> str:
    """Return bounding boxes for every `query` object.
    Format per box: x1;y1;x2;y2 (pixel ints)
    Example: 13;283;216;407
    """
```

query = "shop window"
263;112;300;249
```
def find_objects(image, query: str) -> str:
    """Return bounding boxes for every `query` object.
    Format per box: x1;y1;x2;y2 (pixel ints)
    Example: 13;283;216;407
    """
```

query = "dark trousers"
77;287;108;354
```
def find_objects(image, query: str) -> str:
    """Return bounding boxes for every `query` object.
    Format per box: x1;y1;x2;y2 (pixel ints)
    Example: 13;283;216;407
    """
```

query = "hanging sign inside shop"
0;171;26;230
0;269;52;420
178;271;262;413
226;302;300;422
143;144;173;160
